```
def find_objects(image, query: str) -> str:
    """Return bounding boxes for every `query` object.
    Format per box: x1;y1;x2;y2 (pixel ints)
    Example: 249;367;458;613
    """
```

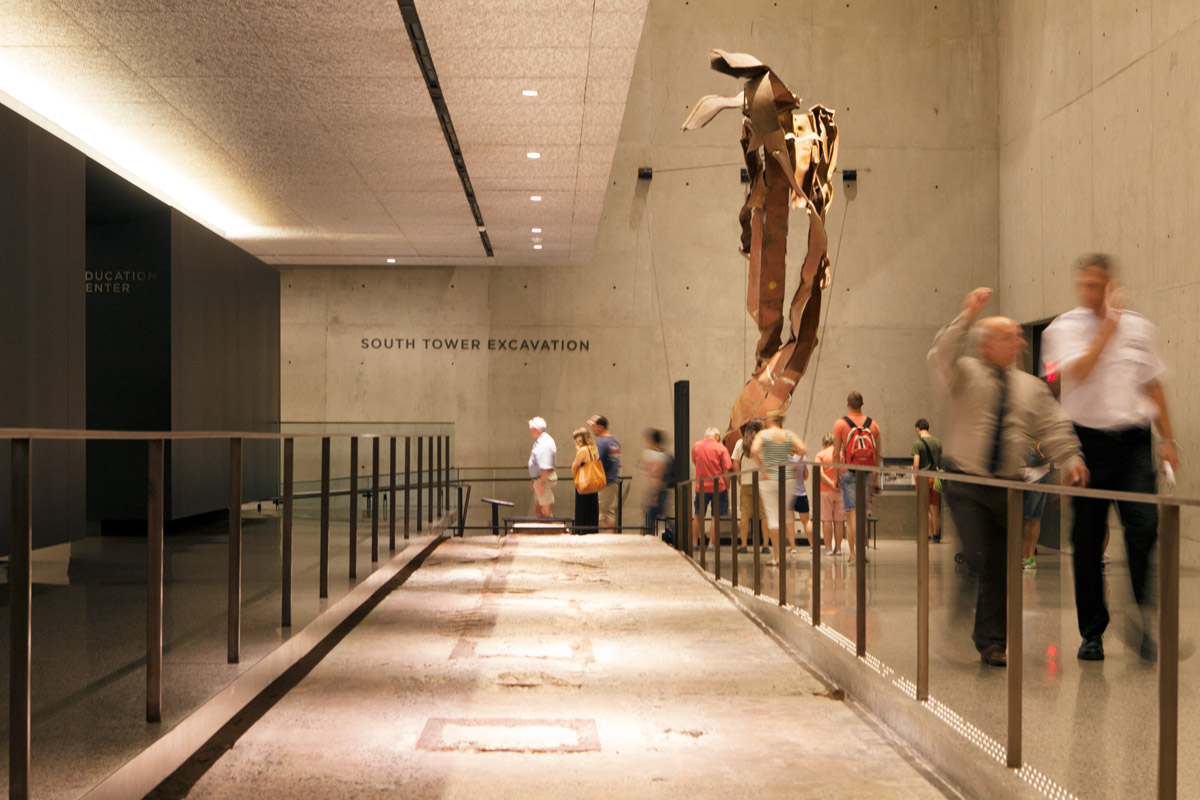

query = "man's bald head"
976;316;1026;368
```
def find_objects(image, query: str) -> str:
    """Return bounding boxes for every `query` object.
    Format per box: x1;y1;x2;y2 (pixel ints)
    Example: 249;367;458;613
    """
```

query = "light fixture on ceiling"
531;228;542;233
533;245;543;250
0;78;248;237
386;258;396;263
530;195;542;202
522;89;539;97
527;152;540;159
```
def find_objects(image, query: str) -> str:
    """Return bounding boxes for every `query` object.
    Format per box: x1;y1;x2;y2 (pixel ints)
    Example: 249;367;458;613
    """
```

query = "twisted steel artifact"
682;50;839;447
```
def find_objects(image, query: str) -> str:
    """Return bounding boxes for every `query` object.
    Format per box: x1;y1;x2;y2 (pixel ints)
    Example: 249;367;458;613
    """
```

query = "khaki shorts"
738;484;767;524
533;472;558;507
598;483;619;522
820;490;845;523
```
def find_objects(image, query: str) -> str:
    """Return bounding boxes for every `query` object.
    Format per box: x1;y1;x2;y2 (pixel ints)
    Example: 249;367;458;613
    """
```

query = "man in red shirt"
692;427;733;551
832;391;882;561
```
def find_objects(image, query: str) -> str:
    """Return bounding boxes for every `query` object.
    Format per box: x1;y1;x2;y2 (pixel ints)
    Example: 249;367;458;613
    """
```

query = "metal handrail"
3;428;457;800
674;456;1188;799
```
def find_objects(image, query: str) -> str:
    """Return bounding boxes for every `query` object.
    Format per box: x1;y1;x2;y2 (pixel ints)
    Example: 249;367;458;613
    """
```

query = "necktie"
987;367;1008;474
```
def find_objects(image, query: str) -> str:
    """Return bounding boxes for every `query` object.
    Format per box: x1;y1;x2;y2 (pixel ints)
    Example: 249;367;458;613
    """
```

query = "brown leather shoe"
980;647;1007;667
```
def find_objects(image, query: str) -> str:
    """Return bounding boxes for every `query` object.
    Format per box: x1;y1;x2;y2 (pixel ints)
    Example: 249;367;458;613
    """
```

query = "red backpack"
842;416;878;466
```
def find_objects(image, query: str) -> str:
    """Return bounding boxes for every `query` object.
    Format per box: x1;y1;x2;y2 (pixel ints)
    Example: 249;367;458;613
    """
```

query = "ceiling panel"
0;0;649;265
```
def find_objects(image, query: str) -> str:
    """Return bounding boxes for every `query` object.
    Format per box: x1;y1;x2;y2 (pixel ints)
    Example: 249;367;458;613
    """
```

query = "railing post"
778;464;787;607
389;436;397;552
228;437;243;664
416;437;423;532
1006;486;1023;769
436;434;443;518
1158;502;1180;799
427;435;434;524
698;480;707;570
916;471;930;702
319;437;330;599
10;438;32;800
617;476;624;531
349;437;359;579
674;479;685;552
811;463;822;627
730;479;740;588
404;436;411;539
683;484;693;559
282;437;293;628
147;439;165;723
371;437;380;563
855;469;867;657
713;475;722;581
752;470;762;596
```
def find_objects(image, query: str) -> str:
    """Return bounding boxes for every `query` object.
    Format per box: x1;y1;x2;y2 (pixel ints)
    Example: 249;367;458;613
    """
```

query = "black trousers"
944;480;1008;654
1072;424;1158;639
574;490;599;534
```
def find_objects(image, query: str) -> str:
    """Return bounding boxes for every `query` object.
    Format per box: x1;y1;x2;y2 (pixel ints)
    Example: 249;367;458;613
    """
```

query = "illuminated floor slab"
164;535;953;798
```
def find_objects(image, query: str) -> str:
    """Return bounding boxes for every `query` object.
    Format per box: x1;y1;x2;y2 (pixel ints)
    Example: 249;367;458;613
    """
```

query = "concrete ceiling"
0;0;648;267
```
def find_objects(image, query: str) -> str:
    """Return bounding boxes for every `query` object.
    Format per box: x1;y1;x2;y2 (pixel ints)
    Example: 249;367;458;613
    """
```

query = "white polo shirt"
528;431;557;477
1041;307;1164;430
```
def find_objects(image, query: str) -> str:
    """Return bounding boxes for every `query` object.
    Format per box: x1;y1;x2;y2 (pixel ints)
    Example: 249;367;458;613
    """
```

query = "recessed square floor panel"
416;718;600;753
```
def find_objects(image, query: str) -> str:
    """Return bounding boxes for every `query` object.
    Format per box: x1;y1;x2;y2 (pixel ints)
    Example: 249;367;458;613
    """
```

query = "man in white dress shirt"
1042;253;1179;662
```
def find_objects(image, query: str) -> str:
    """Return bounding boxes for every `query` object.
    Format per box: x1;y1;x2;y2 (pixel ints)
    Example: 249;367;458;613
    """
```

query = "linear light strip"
396;0;493;258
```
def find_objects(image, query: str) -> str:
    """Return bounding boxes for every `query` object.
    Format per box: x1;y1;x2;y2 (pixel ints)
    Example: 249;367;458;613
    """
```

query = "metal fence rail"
0;427;456;800
668;458;1196;800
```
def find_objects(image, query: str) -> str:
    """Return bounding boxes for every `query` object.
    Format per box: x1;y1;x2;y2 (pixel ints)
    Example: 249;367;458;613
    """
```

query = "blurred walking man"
1042;254;1179;662
930;288;1087;667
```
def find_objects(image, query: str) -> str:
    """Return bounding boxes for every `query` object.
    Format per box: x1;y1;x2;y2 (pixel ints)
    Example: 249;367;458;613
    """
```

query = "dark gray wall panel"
0;105;86;553
170;212;279;518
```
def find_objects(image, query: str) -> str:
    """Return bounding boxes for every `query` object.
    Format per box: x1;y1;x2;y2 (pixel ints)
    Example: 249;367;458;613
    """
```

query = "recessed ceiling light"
533;245;543;250
531;228;542;233
530;195;542;202
522;89;539;97
527;152;541;159
386;258;396;263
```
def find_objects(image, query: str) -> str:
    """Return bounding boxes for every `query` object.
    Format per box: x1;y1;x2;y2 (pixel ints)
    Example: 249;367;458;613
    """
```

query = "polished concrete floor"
688;522;1200;800
164;534;953;799
0;502;424;800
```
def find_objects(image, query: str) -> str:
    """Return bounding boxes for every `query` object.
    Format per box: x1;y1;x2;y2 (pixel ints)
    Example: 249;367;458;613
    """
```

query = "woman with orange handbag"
572;427;604;534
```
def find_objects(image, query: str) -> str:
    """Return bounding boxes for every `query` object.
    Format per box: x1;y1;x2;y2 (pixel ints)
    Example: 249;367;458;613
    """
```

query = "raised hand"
963;287;993;319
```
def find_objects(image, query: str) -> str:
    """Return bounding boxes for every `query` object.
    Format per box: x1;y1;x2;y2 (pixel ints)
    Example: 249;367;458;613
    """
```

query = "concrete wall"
281;0;1001;511
997;1;1200;550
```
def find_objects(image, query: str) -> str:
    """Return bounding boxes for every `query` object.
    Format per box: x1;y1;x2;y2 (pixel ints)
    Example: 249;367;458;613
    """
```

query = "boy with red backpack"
832;391;882;562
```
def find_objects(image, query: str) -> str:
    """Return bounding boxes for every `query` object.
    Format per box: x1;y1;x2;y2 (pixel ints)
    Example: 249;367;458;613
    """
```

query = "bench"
480;498;515;537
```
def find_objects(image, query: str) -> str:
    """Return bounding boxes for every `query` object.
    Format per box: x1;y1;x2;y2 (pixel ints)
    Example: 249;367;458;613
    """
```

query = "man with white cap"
528;417;558;517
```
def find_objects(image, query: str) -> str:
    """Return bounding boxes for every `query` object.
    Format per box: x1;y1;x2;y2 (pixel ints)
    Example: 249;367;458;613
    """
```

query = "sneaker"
1021;556;1036;570
737;546;749;554
1077;636;1105;661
